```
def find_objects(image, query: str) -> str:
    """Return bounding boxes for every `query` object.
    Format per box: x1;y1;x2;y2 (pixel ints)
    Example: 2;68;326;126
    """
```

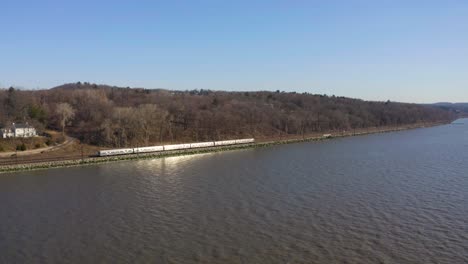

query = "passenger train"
97;138;255;157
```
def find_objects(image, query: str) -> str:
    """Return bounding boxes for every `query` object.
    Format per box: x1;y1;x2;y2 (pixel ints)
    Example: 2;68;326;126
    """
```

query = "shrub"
35;143;41;149
57;136;66;144
0;145;4;152
16;143;27;151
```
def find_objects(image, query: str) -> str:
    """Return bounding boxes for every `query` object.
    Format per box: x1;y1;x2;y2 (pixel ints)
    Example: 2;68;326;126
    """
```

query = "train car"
134;146;164;154
163;143;192;151
234;138;255;144
190;142;215;148
214;140;237;146
98;148;134;156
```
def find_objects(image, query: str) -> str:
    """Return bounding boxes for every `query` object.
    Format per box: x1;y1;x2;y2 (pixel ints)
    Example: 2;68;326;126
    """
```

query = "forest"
0;82;457;148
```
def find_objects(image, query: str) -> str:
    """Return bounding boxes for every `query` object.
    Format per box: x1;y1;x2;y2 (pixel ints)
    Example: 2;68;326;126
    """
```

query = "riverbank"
0;121;450;173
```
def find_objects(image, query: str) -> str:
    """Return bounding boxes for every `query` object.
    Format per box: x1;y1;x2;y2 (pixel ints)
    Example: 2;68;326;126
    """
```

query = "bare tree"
56;103;75;136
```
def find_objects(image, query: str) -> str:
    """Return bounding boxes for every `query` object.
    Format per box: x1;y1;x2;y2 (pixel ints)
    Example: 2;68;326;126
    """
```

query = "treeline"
433;103;468;116
0;82;456;147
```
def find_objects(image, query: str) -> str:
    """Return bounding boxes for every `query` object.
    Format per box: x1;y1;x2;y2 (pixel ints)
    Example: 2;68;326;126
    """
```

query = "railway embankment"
0;121;449;174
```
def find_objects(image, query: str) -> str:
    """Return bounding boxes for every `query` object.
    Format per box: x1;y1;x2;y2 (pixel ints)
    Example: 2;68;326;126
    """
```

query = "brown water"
1;120;468;263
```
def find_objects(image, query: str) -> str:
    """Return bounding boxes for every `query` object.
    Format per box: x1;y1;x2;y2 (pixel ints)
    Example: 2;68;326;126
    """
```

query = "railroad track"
0;154;95;166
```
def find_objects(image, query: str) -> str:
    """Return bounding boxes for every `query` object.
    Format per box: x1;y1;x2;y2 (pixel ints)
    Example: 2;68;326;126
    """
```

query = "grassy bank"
0;122;449;174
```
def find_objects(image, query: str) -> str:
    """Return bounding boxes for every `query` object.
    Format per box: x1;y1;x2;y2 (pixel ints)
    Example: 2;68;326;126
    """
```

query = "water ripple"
1;120;468;263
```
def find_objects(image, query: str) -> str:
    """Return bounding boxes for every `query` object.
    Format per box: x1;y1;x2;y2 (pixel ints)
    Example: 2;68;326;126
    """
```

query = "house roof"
13;123;34;129
1;123;36;130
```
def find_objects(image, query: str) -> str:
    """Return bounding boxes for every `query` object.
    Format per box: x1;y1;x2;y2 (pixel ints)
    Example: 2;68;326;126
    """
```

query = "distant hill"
51;82;121;90
51;82;166;93
432;102;468;115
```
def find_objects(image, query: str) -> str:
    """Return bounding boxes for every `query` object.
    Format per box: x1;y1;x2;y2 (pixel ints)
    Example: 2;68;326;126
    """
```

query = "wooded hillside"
0;82;456;147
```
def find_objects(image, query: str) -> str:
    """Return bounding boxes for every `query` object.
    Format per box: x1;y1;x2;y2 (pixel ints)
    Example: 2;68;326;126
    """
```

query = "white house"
0;123;37;138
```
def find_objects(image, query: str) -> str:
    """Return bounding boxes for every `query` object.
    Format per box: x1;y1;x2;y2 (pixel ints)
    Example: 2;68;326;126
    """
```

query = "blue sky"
0;0;467;103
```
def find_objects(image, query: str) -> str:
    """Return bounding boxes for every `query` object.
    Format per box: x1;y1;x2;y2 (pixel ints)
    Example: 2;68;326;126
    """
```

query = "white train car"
134;146;164;154
214;139;237;146
163;143;192;151
234;138;254;144
190;142;215;149
98;148;134;156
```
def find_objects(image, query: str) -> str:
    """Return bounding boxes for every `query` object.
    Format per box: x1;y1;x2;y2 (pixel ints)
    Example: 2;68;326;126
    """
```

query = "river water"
1;120;467;263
